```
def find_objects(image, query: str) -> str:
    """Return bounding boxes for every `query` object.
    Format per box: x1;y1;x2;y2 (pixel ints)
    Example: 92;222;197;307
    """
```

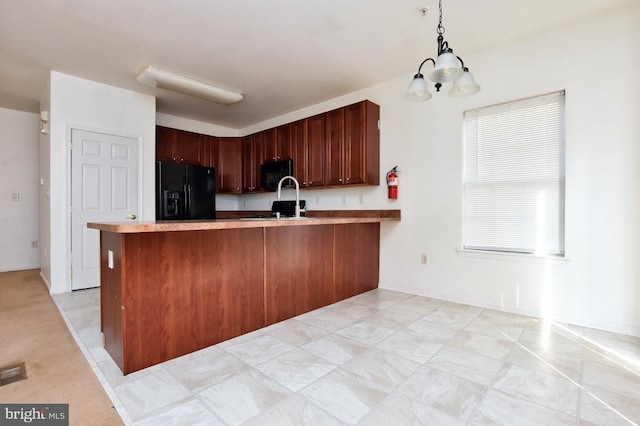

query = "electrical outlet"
12;193;20;201
31;240;38;248
421;254;429;265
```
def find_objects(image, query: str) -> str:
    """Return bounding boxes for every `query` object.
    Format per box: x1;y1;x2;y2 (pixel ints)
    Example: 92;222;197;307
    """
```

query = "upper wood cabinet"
217;137;243;194
156;126;175;162
201;135;218;168
292;115;327;188
325;108;345;186
326;100;380;187
156;100;380;194
156;126;203;165
263;125;294;163
242;134;264;193
304;114;327;188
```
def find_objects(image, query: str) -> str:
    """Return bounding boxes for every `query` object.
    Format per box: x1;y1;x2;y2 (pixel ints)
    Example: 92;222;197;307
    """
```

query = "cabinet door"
262;128;277;162
264;226;333;325
333;223;380;301
325;108;345;186
242;134;263;192
291;119;308;185
344;102;366;185
217;137;242;193
275;124;293;161
306;114;326;187
178;130;203;165
156;126;176;162
201;135;218;168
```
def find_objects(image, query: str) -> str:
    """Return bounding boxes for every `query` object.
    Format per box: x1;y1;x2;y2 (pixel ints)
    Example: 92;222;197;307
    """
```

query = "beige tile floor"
52;289;640;425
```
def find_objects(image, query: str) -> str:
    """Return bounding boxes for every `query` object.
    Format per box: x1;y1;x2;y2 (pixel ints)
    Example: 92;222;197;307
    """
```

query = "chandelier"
405;0;480;101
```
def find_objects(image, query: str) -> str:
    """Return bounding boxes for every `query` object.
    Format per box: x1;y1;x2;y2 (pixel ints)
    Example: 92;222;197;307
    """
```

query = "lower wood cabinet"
99;222;381;374
334;223;380;300
264;225;334;324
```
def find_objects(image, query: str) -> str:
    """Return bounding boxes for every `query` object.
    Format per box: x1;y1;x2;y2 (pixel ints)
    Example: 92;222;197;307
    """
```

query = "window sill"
456;248;571;265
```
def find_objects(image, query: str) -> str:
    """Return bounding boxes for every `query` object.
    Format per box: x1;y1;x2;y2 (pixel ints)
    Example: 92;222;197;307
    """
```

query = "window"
462;91;566;256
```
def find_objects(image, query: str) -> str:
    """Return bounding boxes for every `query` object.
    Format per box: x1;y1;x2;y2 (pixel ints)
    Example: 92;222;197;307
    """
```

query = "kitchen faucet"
276;176;302;218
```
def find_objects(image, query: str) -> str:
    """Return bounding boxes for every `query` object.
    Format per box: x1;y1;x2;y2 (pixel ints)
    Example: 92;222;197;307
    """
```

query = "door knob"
129;214;137;220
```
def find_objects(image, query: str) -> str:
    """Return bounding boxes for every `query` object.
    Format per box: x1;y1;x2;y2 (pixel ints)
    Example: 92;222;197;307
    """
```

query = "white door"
71;129;139;290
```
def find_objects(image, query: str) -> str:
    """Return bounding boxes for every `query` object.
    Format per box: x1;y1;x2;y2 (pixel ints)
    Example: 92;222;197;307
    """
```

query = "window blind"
463;91;566;256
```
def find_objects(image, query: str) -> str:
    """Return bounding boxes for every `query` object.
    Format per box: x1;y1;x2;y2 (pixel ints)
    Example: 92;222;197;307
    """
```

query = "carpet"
0;269;123;425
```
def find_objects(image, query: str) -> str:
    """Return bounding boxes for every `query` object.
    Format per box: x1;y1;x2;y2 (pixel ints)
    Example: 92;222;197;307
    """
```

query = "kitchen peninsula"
88;211;400;374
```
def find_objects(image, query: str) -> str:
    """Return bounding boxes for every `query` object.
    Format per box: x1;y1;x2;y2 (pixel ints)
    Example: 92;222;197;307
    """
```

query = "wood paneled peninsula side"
88;211;400;374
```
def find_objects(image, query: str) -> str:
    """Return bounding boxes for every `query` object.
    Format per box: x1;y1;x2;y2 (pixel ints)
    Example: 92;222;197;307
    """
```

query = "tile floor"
52;289;640;425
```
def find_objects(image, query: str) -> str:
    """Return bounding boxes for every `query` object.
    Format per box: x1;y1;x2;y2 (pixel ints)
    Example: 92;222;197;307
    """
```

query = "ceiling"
0;0;632;129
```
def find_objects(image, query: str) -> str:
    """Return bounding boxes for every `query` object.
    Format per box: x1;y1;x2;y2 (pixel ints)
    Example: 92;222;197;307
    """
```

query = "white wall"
0;108;40;271
374;5;639;337
40;72;156;293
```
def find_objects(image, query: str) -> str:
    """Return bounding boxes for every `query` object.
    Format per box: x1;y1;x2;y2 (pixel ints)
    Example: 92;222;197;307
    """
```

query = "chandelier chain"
437;0;445;35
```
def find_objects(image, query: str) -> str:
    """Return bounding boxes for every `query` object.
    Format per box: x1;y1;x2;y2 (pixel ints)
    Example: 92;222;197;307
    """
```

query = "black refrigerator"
156;161;216;220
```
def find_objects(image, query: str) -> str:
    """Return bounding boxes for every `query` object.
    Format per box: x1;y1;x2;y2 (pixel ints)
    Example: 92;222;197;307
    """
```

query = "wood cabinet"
97;220;383;374
306;114;327;188
333;223;380;300
100;228;265;374
156;126;175;162
155;99;379;192
326;108;345;186
156;125;203;165
263;125;294;163
201;135;218;168
264;225;334;324
292;115;326;188
326;100;380;187
242;134;263;193
217;137;242;193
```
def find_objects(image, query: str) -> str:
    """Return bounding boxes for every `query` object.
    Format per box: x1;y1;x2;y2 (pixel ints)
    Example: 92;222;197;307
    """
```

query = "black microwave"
260;159;294;191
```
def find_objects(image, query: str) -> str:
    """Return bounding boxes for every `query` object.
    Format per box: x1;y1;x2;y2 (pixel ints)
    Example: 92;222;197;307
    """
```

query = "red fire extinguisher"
386;166;399;199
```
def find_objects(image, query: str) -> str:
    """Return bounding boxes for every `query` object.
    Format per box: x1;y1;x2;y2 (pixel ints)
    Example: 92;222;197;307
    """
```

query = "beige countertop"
88;210;400;234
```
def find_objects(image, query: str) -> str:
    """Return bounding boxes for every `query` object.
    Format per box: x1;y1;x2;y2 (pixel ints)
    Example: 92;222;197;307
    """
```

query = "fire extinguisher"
386;166;399;199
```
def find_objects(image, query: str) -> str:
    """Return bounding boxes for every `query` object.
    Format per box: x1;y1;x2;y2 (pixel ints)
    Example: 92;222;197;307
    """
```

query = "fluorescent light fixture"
136;66;243;106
